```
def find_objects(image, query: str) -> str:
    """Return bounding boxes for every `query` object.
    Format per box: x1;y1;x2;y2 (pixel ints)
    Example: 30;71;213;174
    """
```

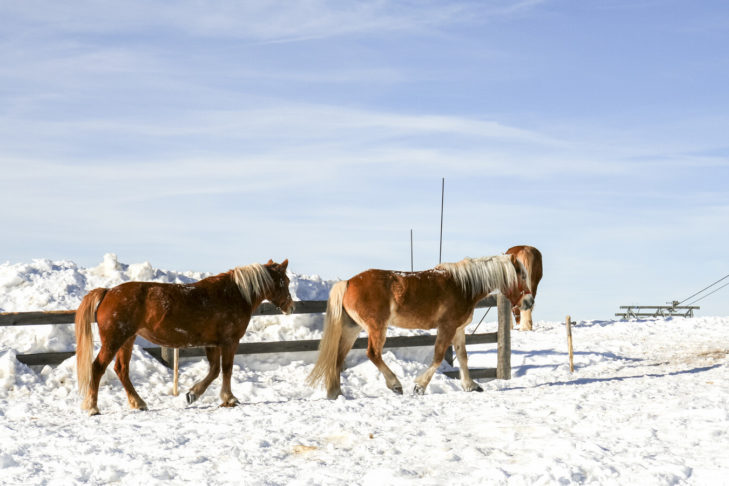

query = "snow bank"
0;256;727;485
0;254;337;353
0;253;328;312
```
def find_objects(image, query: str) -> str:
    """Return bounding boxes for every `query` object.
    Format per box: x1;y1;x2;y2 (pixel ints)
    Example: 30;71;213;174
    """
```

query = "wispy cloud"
0;1;546;43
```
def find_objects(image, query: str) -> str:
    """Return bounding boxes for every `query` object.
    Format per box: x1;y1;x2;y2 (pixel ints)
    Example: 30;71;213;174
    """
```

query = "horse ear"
280;259;289;271
266;259;274;265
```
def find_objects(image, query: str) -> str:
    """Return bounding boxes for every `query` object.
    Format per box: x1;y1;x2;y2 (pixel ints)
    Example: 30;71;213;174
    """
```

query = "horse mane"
435;255;522;299
232;264;274;304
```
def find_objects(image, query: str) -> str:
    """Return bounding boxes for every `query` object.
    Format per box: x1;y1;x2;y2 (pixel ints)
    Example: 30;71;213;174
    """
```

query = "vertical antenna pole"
410;229;414;271
439;177;444;264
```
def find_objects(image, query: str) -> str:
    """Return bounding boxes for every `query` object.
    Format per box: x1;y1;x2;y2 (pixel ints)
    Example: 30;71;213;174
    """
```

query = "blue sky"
1;0;728;321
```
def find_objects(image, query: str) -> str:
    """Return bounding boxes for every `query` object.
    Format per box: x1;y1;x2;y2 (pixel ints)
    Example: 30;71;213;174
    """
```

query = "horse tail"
307;280;348;389
75;288;108;398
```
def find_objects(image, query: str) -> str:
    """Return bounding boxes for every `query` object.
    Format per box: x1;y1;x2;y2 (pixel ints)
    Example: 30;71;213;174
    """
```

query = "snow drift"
0;255;727;485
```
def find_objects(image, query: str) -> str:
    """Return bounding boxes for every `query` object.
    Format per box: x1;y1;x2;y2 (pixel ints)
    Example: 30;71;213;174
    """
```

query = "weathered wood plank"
0;310;77;326
496;294;511;380
15;332;498;367
1;296;496;327
442;368;497;380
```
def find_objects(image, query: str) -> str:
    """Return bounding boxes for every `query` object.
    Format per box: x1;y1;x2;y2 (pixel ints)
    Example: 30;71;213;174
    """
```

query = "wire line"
679;273;729;305
686;280;729;306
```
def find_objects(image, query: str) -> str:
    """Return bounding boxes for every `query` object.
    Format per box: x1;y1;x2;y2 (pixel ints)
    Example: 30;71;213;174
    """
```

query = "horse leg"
113;337;148;410
413;326;457;395
327;316;361;399
519;307;534;331
511;308;520;330
366;328;403;395
219;343;239;407
452;326;483;392
186;346;221;405
82;344;118;416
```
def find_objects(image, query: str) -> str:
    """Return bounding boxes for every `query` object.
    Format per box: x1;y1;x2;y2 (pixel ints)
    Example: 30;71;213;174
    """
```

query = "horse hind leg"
186;346;221;405
365;327;403;395
114;337;148;411
327;315;361;399
83;344;118;416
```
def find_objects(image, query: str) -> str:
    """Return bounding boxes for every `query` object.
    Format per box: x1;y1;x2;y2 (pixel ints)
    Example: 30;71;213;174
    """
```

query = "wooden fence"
0;294;511;381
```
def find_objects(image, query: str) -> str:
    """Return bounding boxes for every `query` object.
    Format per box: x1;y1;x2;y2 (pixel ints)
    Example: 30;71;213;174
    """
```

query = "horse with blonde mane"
505;245;543;331
307;254;533;399
75;259;292;415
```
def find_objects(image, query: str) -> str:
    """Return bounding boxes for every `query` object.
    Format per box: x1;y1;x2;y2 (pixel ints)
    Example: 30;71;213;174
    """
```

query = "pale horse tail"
306;280;348;389
75;288;108;398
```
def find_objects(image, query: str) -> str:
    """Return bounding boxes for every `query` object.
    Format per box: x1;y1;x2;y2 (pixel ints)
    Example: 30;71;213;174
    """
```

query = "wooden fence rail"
1;294;511;381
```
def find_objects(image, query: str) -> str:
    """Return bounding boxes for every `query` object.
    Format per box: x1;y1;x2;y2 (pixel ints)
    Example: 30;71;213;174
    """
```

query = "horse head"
504;253;534;312
265;259;294;314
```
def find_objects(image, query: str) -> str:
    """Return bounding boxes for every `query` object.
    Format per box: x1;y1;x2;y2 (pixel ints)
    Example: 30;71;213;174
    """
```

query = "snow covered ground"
1;256;728;485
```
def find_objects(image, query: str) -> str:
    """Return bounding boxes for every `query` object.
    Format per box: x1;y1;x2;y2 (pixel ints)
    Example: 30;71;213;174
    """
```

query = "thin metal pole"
173;348;179;396
410;229;414;271
439;178;444;264
566;316;574;373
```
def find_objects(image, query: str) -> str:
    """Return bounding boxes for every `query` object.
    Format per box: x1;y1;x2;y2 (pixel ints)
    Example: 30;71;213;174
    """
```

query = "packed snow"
1;255;728;485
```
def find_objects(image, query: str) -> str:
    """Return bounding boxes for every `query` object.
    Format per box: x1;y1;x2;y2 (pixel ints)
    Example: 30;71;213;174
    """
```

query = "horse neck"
228;268;272;310
439;267;513;305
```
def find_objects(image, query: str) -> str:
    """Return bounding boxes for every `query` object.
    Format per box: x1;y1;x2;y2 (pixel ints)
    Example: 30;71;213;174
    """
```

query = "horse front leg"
219;343;239;407
413;326;456;395
518;307;534;331
186;346;221;405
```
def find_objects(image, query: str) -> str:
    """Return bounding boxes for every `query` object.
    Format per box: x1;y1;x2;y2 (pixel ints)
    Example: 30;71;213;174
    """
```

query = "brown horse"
505;246;543;331
307;254;533;399
75;259;292;415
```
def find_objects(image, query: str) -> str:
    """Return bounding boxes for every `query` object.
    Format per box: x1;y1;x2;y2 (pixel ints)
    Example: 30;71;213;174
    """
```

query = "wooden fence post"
497;294;511;380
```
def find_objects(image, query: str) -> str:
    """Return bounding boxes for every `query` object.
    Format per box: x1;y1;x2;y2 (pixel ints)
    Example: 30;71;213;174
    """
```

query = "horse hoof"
219;399;239;408
413;385;425;396
464;383;483;393
186;392;197;405
87;407;100;417
391;385;403;395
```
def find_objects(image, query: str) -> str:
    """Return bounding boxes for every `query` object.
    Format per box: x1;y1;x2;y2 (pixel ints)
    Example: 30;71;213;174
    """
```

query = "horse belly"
388;307;440;330
137;320;224;348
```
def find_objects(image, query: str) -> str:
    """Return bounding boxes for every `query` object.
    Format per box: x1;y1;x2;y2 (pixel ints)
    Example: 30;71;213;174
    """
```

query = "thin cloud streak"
0;1;545;42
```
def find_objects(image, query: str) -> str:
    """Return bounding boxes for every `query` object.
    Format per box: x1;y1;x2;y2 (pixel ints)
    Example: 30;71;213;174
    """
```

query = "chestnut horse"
307;254;533;399
505;246;543;331
75;259;292;415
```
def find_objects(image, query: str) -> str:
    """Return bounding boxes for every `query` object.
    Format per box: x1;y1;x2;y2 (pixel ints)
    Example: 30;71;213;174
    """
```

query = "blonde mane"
435;254;521;299
232;264;274;304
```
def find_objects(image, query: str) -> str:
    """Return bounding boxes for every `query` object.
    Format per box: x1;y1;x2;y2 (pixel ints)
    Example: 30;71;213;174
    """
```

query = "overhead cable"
678;273;729;305
686;280;729;306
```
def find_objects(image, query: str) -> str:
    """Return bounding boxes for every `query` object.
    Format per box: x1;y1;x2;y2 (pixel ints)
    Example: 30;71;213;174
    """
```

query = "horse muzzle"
280;299;294;315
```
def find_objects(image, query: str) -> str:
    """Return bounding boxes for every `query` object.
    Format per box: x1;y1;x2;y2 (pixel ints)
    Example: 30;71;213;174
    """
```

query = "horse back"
95;272;250;347
344;268;470;330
